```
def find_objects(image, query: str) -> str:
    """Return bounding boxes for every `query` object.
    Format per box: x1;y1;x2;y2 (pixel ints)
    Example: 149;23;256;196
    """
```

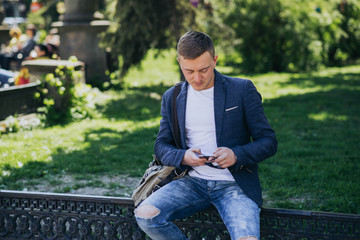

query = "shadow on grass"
284;72;360;89
1;85;172;187
3;126;159;187
261;86;360;213
99;85;170;121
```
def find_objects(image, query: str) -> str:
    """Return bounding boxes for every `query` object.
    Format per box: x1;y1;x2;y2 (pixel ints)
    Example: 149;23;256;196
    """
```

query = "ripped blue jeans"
135;175;260;240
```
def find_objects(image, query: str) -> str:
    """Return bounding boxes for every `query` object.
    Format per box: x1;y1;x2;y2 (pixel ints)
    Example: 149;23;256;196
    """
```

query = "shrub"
315;0;360;66
36;57;100;125
101;0;196;77
199;0;321;72
197;0;360;73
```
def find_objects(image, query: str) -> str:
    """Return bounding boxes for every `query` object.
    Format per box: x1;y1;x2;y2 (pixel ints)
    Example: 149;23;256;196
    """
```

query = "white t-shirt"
185;84;235;181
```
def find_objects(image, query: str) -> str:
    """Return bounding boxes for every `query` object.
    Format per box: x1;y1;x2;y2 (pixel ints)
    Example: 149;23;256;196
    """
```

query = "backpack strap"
153;82;187;192
153;168;187;192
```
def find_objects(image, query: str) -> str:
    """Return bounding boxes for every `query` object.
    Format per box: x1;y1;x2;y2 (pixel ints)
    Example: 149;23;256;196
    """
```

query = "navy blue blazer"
154;70;277;207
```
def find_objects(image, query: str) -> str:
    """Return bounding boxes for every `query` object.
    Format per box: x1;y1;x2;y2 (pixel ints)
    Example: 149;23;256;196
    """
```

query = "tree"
102;0;196;77
196;0;360;73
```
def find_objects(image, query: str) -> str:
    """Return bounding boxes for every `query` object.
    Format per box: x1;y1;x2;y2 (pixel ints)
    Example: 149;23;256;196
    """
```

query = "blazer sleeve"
232;80;277;168
154;88;187;169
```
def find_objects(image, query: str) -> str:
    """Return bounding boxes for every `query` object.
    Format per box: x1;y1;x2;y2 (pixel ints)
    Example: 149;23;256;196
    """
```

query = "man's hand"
181;148;207;167
212;147;237;168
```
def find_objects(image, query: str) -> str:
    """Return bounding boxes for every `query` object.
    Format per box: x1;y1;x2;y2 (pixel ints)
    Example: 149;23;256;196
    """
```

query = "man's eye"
186;70;194;74
200;69;208;73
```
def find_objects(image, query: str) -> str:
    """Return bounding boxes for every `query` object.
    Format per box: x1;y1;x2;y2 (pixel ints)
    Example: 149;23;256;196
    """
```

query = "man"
135;31;277;240
26;44;51;60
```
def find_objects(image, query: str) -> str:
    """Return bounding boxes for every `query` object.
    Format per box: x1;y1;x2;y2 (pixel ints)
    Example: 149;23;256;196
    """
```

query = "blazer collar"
177;81;188;148
213;70;226;146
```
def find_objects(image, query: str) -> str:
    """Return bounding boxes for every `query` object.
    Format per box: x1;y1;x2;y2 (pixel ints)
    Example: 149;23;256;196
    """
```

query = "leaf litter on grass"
17;174;140;197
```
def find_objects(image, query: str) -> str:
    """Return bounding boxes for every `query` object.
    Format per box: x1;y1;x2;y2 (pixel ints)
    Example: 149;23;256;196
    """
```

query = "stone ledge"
21;59;85;83
0;82;41;120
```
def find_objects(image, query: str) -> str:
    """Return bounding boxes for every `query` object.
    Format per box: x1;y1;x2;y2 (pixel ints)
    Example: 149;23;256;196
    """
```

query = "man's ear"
177;57;182;69
214;55;218;66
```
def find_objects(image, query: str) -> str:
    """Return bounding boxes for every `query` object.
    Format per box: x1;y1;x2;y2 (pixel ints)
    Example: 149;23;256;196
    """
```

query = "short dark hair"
177;31;215;59
37;44;48;53
36;44;50;57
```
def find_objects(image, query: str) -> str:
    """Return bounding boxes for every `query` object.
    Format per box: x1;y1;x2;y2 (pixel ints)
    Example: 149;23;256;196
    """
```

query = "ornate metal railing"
1;190;359;239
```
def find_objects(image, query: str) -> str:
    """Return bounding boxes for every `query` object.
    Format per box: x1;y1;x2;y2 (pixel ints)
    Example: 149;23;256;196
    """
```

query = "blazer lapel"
214;70;226;146
177;82;187;148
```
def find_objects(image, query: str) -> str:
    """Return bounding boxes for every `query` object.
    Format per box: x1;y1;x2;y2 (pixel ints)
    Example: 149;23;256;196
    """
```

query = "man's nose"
194;72;201;81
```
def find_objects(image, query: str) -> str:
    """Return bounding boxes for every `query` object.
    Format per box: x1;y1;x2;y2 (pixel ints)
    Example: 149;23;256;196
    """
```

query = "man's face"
178;51;218;91
26;29;35;38
34;46;44;57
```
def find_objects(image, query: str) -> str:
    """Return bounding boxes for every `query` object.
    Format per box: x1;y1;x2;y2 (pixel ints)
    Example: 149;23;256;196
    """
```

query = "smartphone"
198;154;212;159
198;155;217;163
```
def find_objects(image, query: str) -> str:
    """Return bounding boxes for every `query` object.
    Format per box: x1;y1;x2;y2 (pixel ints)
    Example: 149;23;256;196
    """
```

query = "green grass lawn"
0;50;359;214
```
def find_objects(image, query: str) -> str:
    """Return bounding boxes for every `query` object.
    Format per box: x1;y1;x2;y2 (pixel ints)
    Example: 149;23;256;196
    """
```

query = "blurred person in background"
26;43;52;60
0;24;37;70
44;28;60;58
1;26;26;54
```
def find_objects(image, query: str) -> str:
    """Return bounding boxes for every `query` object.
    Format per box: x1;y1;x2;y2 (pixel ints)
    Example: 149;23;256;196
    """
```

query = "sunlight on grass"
239;68;360;101
124;49;180;88
0;49;359;214
0;117;161;178
308;112;348;121
316;65;360;76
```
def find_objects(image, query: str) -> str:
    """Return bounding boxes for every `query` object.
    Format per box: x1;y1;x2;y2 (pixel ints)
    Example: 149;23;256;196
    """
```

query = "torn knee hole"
135;204;160;219
237;237;257;240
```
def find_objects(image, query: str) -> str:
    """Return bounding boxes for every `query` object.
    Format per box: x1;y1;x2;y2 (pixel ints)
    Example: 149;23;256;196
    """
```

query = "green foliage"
315;0;360;65
1;61;360;213
197;0;317;72
26;0;61;31
101;0;196;76
196;0;360;73
36;57;100;125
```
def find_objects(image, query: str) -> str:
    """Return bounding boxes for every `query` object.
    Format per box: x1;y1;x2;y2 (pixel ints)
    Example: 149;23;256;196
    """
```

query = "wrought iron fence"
1;190;359;239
